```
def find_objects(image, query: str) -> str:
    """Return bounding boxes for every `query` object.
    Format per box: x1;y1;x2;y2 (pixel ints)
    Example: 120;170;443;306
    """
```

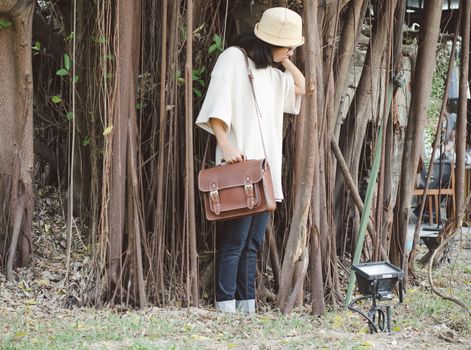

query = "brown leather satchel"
198;47;276;221
198;159;276;221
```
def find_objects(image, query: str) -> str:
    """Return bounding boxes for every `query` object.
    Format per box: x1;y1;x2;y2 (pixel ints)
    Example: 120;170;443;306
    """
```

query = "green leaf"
193;88;202;97
67;31;75;40
91;35;106;44
82;137;90;146
32;41;41;56
198;79;205;87
0;19;12;29
176;70;185;85
208;34;224;54
51;95;62;104
192;67;205;80
64;53;71;71
73;75;79;83
32;41;41;51
66;112;74;121
136;103;144;110
56;68;69;76
105;72;113;79
208;44;217;54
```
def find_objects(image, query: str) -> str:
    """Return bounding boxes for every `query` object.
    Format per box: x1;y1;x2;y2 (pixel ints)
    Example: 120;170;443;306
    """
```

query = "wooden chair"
413;161;455;225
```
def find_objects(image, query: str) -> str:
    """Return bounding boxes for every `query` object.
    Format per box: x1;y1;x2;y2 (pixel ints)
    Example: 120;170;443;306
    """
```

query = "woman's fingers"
228;154;244;163
223;151;245;164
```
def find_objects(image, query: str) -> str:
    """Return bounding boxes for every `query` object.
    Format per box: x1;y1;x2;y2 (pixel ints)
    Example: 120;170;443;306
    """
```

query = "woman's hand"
281;58;306;95
221;144;245;164
272;47;294;63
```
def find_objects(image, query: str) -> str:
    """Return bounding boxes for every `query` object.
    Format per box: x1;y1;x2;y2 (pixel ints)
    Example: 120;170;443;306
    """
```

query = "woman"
196;7;305;313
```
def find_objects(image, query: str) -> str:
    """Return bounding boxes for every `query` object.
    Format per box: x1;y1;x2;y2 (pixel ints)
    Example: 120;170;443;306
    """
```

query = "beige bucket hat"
254;7;304;47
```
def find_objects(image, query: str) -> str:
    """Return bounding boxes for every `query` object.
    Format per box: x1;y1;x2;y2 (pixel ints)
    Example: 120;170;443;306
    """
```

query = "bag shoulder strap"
236;46;268;159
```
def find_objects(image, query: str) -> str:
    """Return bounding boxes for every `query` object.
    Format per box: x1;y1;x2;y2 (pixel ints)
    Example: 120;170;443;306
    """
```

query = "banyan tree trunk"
105;0;144;305
319;0;341;306
276;0;325;315
378;0;407;259
332;0;367;133
390;0;442;278
455;0;471;226
0;0;34;280
184;0;199;307
334;0;398;259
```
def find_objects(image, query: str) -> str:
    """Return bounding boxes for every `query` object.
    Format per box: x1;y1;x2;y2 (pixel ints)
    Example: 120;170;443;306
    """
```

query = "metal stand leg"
386;306;391;332
349;297;396;333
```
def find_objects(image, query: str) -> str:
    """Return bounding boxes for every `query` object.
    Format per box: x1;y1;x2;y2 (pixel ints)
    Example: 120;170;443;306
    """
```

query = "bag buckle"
209;181;221;215
244;175;255;209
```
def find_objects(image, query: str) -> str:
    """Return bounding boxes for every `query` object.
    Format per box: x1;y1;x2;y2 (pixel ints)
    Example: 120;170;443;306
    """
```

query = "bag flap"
198;159;267;192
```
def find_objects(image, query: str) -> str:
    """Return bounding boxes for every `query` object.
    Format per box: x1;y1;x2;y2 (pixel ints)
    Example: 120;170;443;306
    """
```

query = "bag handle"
201;47;267;169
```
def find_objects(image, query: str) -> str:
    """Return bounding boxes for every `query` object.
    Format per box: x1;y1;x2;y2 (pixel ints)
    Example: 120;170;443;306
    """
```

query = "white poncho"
196;47;301;201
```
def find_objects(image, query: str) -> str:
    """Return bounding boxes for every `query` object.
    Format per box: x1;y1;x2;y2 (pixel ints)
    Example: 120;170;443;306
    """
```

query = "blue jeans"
216;212;270;302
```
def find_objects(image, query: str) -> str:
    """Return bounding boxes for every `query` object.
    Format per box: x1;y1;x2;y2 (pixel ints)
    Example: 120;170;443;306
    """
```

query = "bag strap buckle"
210;181;221;215
244;175;255;209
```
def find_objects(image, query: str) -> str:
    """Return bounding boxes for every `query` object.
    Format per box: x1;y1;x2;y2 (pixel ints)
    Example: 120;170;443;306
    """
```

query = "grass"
1;294;469;349
0;304;386;349
398;260;471;335
1;250;470;349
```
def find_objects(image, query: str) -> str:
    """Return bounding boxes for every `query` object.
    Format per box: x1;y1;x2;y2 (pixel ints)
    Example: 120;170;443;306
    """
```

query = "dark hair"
230;32;275;69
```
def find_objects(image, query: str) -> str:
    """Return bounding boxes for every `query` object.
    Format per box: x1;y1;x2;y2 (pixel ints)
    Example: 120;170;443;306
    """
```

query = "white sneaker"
236;299;255;314
216;299;236;313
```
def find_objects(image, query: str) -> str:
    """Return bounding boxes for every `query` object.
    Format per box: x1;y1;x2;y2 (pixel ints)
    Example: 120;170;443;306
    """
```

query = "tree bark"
276;0;324;315
378;0;407;259
455;0;471;227
318;0;338;303
128;114;147;307
339;0;398;188
185;0;199;307
376;0;407;260
107;0;141;295
266;222;281;292
334;0;397;257
0;0;34;278
390;0;442;276
332;0;367;133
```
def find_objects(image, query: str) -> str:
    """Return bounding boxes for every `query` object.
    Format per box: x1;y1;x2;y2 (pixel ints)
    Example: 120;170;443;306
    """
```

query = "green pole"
344;83;395;307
